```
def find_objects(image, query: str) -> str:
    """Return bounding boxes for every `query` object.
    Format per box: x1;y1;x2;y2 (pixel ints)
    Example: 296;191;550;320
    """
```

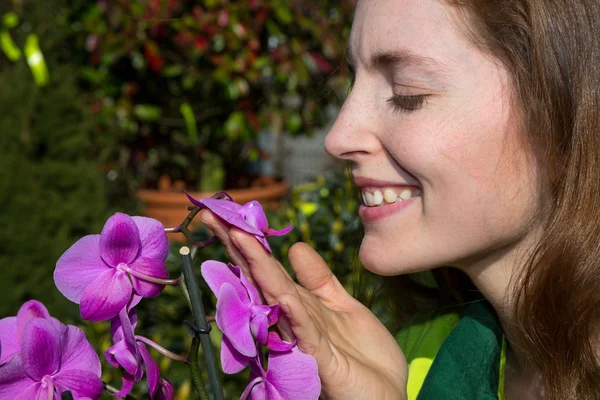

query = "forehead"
350;0;474;73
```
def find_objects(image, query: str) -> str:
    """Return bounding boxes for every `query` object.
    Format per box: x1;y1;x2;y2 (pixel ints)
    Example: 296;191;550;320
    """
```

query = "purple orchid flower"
0;309;103;399
240;346;321;400
0;300;64;366
185;193;293;252
201;261;294;373
155;378;174;400
54;213;173;322
105;297;176;399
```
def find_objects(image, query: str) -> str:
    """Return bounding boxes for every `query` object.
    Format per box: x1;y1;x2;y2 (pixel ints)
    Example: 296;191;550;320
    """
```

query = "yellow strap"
396;312;461;400
397;313;507;399
498;336;507;399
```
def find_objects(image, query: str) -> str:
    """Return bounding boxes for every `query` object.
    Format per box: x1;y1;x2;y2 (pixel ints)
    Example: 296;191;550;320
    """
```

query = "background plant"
77;0;355;191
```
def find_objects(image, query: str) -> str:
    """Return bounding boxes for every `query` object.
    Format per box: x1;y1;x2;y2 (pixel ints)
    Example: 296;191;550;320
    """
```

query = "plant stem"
135;335;189;363
180;246;224;400
103;382;137;399
188;335;210;400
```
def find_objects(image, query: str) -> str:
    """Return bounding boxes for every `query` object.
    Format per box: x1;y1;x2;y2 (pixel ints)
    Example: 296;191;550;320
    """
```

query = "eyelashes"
387;94;428;113
346;70;428;113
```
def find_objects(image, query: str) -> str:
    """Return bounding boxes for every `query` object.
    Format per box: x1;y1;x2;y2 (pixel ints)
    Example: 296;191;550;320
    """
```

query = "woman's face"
325;0;543;275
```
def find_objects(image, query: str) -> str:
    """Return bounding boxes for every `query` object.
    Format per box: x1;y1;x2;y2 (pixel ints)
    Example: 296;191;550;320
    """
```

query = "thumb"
288;242;351;304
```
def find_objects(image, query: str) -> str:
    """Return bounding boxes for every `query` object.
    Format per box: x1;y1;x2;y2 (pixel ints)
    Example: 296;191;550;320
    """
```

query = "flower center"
116;262;129;272
41;375;55;400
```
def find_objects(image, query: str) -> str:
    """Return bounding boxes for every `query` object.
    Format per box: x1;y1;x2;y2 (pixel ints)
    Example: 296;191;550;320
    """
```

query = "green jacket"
396;301;507;399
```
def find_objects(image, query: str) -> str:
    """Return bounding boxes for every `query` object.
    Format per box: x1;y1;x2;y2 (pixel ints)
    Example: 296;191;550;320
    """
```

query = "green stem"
180;247;224;400
188;336;210;400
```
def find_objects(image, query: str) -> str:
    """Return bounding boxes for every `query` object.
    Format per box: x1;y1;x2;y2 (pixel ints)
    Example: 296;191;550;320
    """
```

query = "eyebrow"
347;45;452;78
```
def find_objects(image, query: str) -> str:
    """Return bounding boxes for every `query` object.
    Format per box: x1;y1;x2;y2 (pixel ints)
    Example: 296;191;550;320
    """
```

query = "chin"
358;237;431;276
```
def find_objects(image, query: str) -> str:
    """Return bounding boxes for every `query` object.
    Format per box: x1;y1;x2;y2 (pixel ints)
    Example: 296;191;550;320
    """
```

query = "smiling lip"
352;176;421;222
358;196;418;222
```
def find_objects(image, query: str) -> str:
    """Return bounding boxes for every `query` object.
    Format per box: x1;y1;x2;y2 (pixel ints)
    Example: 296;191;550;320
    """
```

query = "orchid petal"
155;378;174;400
240;376;264;400
128;257;169;298
21;319;60;380
266;347;321;399
132;216;169;262
184;191;210;209
100;213;141;267
220;335;249;374
58;326;101;376
248;380;283;400
266;221;294;237
54;235;109;303
265;332;296;352
239;269;263;306
104;341;124;370
80;268;132;322
0;316;19;365
16;300;50;341
256;236;272;252
201;261;250;304
0;355;36;399
110;307;137;344
238;201;268;232
53;370;103;399
115;349;139;376
216;283;255;357
250;314;268;345
138;342;159;396
267;305;280;327
14;381;47;400
109;372;135;398
199;198;264;236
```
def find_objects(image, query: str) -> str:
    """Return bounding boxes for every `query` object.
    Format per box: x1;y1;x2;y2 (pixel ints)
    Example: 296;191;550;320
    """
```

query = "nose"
324;80;381;162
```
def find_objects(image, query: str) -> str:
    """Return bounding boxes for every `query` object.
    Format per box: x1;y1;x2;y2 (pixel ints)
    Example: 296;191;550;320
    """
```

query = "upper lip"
352;175;420;189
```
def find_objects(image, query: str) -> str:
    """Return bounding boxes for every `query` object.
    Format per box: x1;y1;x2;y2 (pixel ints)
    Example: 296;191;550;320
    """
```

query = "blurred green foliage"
0;0;366;398
76;0;355;191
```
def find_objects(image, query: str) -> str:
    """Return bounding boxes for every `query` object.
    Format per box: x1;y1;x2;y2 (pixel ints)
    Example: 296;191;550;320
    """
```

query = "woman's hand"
200;211;408;400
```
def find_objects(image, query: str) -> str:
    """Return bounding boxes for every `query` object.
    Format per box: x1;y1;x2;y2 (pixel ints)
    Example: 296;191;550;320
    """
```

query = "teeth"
399;188;413;201
361;187;420;206
383;189;398;203
365;192;375;206
373;190;383;205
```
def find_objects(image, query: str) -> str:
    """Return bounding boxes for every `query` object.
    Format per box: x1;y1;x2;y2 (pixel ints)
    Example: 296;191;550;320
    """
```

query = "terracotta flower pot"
136;180;290;241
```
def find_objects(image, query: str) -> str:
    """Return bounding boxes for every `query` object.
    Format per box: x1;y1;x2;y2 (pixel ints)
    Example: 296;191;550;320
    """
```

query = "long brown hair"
384;0;600;398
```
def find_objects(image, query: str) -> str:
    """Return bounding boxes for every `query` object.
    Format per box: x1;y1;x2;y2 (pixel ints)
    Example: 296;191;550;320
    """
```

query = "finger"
229;228;298;304
278;294;335;371
198;209;250;275
288;242;351;304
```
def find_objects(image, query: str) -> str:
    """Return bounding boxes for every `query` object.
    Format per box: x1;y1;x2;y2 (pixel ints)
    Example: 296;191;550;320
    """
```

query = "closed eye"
387;94;428;113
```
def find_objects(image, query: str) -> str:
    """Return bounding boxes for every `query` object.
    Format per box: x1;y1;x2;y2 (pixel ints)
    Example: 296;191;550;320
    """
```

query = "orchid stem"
135;335;189;363
180;246;224;400
189;335;210;400
103;382;137;399
164;192;232;258
121;265;180;285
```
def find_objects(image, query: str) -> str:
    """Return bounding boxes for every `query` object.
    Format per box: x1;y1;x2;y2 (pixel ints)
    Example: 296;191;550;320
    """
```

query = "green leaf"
285;112;302;134
3;12;19;29
24;34;49;87
163;64;184;77
180;102;198;145
133;104;162;121
274;6;293;24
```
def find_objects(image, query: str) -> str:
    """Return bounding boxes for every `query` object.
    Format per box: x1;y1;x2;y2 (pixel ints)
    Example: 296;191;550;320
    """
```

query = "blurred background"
0;0;383;398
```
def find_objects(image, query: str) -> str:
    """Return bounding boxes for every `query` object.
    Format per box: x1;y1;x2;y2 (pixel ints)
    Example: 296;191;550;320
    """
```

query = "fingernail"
278;298;290;313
